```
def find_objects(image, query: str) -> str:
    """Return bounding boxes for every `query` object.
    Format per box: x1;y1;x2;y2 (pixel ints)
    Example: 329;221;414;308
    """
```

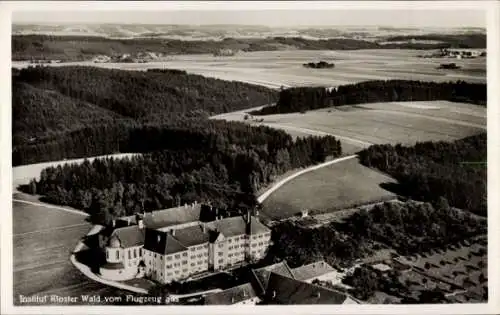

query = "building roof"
143;229;187;255
291;260;336;281
249;217;271;235
252;261;295;294
109;225;145;248
207;216;269;238
142;203;202;229
173;224;210;248
207;216;247;238
371;263;392;272
108;235;121;248
204;283;258;305
266;272;348;305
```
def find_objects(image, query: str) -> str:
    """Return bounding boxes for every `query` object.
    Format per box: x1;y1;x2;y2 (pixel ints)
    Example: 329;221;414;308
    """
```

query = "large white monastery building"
98;203;271;283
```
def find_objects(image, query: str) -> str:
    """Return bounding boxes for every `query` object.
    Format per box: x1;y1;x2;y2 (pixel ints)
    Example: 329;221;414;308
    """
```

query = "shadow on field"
379;182;405;196
74;247;105;274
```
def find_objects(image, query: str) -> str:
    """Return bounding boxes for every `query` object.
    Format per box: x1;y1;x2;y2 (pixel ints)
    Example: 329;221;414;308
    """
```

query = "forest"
357;133;487;216
266;200;486;269
13;65;278;163
20;122;341;224
253;80;486;115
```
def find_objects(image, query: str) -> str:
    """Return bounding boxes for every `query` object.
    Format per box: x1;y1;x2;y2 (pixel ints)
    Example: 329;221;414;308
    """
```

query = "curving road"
257;154;358;204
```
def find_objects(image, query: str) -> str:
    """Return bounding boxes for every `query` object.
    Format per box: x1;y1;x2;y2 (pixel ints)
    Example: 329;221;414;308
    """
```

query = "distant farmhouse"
213;48;238;56
440;48;485;59
98;203;271;283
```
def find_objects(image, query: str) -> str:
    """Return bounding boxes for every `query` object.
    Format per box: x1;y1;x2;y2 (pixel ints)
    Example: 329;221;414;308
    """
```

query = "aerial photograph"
5;1;490;311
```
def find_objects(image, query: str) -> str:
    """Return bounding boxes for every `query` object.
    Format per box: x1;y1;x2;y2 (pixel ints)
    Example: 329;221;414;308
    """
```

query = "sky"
12;9;486;28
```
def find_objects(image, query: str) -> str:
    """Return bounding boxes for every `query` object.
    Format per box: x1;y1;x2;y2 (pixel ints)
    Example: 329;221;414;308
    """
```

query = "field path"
12;198;89;217
257;154;357;203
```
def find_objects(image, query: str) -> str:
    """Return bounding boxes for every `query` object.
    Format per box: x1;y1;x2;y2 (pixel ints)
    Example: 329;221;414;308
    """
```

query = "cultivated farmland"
12;199;131;305
215;100;486;155
395;236;488;303
261;157;397;220
11;49;486;89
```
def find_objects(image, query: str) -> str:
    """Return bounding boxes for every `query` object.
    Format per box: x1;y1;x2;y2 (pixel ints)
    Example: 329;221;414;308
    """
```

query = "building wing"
143;204;202;229
143;229;187;255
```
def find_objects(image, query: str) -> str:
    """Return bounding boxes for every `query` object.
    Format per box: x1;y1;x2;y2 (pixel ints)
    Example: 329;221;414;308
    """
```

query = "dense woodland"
12;34;485;61
254;80;486;115
21;123;341;224
267;200;486;269
358;133;487;216
13;65;278;163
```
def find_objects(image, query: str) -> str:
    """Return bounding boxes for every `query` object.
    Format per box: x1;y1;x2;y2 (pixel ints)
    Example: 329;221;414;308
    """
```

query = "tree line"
20;122;341;224
253;80;486;115
357;133;486;216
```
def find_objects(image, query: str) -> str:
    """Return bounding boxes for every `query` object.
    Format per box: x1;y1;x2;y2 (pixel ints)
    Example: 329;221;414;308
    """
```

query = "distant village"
420;48;486;59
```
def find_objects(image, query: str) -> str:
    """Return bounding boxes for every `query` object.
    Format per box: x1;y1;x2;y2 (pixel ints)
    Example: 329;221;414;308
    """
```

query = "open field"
12;49;486;89
12;200;132;305
214;100;486;155
261;157;397;220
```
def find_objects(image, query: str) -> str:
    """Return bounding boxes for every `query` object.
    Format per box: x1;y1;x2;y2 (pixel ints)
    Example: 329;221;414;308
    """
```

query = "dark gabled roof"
249;217;270;235
207;216;247;238
209;230;222;243
252;261;295;294
143;204;202;229
205;215;268;238
143;229;187;255
110;225;145;248
266;272;348;305
173;225;210;248
204;283;258;305
291;260;336;281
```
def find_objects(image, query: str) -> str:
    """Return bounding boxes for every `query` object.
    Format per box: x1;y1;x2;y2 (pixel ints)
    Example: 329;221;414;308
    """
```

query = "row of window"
127;248;142;260
228;252;244;258
190;252;208;259
189;244;208;251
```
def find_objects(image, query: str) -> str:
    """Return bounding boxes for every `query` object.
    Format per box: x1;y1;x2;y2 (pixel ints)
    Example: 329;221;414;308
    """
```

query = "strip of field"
214;101;485;157
12;200;129;304
12;49;486;89
261;157;397;220
257;101;485;146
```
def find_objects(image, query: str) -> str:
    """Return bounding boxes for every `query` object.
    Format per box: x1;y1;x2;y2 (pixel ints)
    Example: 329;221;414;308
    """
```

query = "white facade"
101;245;145;281
101;211;271;284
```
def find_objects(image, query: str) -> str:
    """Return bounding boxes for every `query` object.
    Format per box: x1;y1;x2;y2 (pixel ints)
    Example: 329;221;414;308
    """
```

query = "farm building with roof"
204;260;359;305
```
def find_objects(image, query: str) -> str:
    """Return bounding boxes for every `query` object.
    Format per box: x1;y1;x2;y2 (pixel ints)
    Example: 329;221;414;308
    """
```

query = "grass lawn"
261;157;397;220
